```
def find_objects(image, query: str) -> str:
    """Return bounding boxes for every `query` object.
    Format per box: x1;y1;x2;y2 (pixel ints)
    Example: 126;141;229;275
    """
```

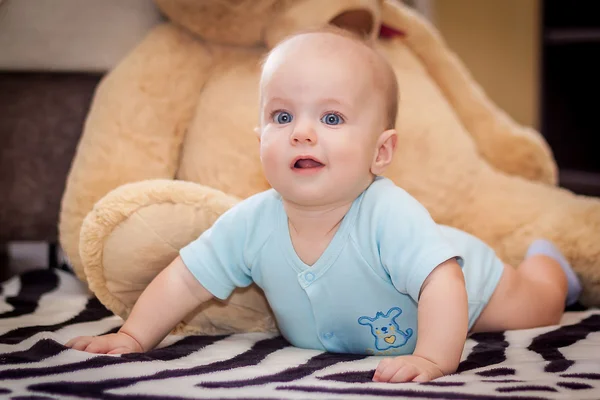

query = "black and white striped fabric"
2;268;600;399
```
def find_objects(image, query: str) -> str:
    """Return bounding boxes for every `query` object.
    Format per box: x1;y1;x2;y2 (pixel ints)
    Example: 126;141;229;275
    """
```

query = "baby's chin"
278;187;358;211
268;173;373;209
280;191;328;208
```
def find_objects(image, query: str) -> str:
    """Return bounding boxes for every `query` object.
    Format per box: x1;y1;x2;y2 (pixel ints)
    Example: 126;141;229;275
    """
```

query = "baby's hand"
372;355;444;383
65;332;143;355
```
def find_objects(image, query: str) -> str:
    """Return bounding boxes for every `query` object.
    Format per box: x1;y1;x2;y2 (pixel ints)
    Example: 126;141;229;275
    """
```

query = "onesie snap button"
323;332;334;339
304;272;315;282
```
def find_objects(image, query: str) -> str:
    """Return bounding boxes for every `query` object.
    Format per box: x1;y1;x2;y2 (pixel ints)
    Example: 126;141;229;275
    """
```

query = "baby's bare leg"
471;255;568;333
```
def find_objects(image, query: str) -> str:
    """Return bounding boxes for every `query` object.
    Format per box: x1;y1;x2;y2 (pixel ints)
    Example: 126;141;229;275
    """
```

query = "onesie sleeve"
378;185;462;302
179;203;253;300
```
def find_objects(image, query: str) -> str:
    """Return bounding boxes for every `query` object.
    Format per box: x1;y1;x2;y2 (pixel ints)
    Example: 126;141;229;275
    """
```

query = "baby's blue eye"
321;113;343;125
273;111;293;124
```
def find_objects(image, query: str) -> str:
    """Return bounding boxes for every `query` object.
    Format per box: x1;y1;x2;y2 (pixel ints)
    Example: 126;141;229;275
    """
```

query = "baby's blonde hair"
262;26;399;130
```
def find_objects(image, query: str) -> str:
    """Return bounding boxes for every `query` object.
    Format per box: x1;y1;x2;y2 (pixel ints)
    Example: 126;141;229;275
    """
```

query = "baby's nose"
290;123;317;145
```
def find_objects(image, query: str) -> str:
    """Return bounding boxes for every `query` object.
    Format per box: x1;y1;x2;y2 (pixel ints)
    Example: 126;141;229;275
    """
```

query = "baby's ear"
371;129;397;175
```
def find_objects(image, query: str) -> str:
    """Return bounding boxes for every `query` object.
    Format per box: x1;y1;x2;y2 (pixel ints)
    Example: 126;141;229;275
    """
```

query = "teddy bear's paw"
175;286;278;336
78;179;276;335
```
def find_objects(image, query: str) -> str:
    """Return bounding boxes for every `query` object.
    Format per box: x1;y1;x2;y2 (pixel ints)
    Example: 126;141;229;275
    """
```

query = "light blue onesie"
180;177;504;356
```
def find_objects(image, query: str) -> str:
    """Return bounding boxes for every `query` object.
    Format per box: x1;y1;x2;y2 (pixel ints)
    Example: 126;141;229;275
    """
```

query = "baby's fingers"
374;359;411;382
390;364;420;383
65;336;94;351
372;358;394;381
412;371;433;383
107;347;135;355
83;337;114;354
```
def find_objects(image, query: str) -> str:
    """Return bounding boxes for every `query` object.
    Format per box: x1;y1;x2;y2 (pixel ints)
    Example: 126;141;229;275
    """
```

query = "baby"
67;28;582;383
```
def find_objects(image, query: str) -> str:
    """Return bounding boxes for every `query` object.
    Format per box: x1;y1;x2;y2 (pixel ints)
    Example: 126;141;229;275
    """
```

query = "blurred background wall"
431;0;539;129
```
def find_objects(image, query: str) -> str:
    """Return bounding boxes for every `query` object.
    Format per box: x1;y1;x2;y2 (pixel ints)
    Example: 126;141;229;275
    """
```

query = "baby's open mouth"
293;158;324;169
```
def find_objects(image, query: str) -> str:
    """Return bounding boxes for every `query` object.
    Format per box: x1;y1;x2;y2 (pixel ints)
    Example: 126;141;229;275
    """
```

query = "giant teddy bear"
60;0;600;335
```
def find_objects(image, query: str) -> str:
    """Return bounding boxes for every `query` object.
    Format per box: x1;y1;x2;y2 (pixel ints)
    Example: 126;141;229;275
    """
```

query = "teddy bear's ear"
358;316;372;326
264;0;381;49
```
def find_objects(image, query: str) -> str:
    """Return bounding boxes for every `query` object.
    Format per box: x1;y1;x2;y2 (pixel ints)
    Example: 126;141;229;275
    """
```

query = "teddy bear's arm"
78;179;277;335
60;24;214;282
380;0;557;185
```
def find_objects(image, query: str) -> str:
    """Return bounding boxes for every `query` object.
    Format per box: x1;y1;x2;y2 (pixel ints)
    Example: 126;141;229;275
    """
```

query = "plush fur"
59;0;600;335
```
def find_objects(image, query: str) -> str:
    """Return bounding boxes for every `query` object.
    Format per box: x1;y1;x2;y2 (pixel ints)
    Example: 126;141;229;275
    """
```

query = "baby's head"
257;27;399;208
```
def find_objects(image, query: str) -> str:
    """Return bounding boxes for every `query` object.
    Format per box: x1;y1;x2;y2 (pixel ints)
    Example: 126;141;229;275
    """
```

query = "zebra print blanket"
2;268;600;400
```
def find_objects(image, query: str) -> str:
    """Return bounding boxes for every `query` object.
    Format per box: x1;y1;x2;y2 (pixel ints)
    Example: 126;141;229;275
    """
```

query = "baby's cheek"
260;141;280;165
260;143;287;183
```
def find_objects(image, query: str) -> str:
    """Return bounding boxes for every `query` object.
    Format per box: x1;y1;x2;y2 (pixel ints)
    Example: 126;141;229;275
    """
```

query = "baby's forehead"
260;32;383;97
260;30;398;129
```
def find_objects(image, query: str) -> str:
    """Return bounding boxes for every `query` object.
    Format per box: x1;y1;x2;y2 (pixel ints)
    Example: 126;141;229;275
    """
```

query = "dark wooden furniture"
540;0;600;196
0;72;102;278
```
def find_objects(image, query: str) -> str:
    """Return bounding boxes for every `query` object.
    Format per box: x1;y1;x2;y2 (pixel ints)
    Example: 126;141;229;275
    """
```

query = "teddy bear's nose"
381;327;388;332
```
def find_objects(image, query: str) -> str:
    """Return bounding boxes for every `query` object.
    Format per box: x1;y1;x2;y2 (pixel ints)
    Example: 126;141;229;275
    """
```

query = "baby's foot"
526;239;582;306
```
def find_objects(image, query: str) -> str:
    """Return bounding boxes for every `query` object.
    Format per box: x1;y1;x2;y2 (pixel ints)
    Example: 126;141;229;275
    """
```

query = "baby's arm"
66;256;213;354
373;258;468;382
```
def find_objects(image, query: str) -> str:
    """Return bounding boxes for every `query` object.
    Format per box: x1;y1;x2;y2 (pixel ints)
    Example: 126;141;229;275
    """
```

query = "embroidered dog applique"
358;307;413;351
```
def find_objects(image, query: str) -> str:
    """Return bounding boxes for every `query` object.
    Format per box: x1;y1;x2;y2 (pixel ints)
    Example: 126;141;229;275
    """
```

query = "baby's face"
258;34;388;207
